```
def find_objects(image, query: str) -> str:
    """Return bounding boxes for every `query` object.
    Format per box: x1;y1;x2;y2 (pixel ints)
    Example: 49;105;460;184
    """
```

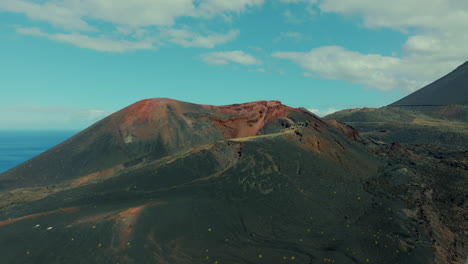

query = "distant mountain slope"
328;61;468;147
326;106;468;147
391;61;468;106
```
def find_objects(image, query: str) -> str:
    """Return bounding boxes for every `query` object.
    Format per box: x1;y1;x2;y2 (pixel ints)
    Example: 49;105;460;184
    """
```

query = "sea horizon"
0;130;79;173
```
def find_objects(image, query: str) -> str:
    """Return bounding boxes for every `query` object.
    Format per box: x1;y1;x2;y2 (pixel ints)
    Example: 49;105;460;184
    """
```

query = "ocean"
0;130;79;173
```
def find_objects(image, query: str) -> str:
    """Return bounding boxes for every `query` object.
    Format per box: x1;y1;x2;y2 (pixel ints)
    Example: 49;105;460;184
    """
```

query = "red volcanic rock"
324;118;361;141
209;100;293;139
120;98;195;126
115;98;296;144
115;98;205;146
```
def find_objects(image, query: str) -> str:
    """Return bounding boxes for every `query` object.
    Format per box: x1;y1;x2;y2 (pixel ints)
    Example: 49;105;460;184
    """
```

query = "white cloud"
200;51;262;65
197;0;265;16
403;32;468;63
282;6;316;24
17;27;154;52
0;0;95;31
280;0;317;23
0;0;195;29
272;0;468;91
17;26;237;52
77;0;196;27
1;0;254;52
85;109;111;121
282;9;303;24
308;108;338;117
280;0;316;3
0;0;265;30
317;0;468;63
0;106;113;130
164;29;239;48
16;27;45;36
273;46;423;91
318;0;468;32
273;45;465;91
114;26;148;39
49;34;154;53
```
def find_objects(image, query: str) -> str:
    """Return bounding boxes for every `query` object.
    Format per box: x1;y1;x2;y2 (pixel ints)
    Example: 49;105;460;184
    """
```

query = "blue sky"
1;0;467;130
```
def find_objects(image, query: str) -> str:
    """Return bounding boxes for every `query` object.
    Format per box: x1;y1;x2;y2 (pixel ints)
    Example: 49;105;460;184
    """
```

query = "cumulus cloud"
71;0;195;27
196;0;265;16
163;29;239;48
200;51;262;65
0;0;264;29
17;27;154;52
273;0;468;91
0;0;95;31
273;46;428;91
1;0;260;52
318;0;468;63
318;0;468;31
17;26;237;52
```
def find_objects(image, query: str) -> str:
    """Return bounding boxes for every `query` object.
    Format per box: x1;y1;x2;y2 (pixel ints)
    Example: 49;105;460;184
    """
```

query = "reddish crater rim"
118;98;291;124
116;98;299;139
129;98;286;108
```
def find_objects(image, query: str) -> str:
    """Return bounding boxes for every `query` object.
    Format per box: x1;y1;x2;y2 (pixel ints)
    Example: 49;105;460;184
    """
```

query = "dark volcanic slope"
391;61;468;106
322;121;468;264
328;61;468;147
327;61;468;264
0;98;293;191
0;99;438;264
327;106;468;147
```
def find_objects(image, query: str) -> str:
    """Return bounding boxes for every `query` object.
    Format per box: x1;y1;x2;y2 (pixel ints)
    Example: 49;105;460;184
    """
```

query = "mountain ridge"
391;61;468;106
